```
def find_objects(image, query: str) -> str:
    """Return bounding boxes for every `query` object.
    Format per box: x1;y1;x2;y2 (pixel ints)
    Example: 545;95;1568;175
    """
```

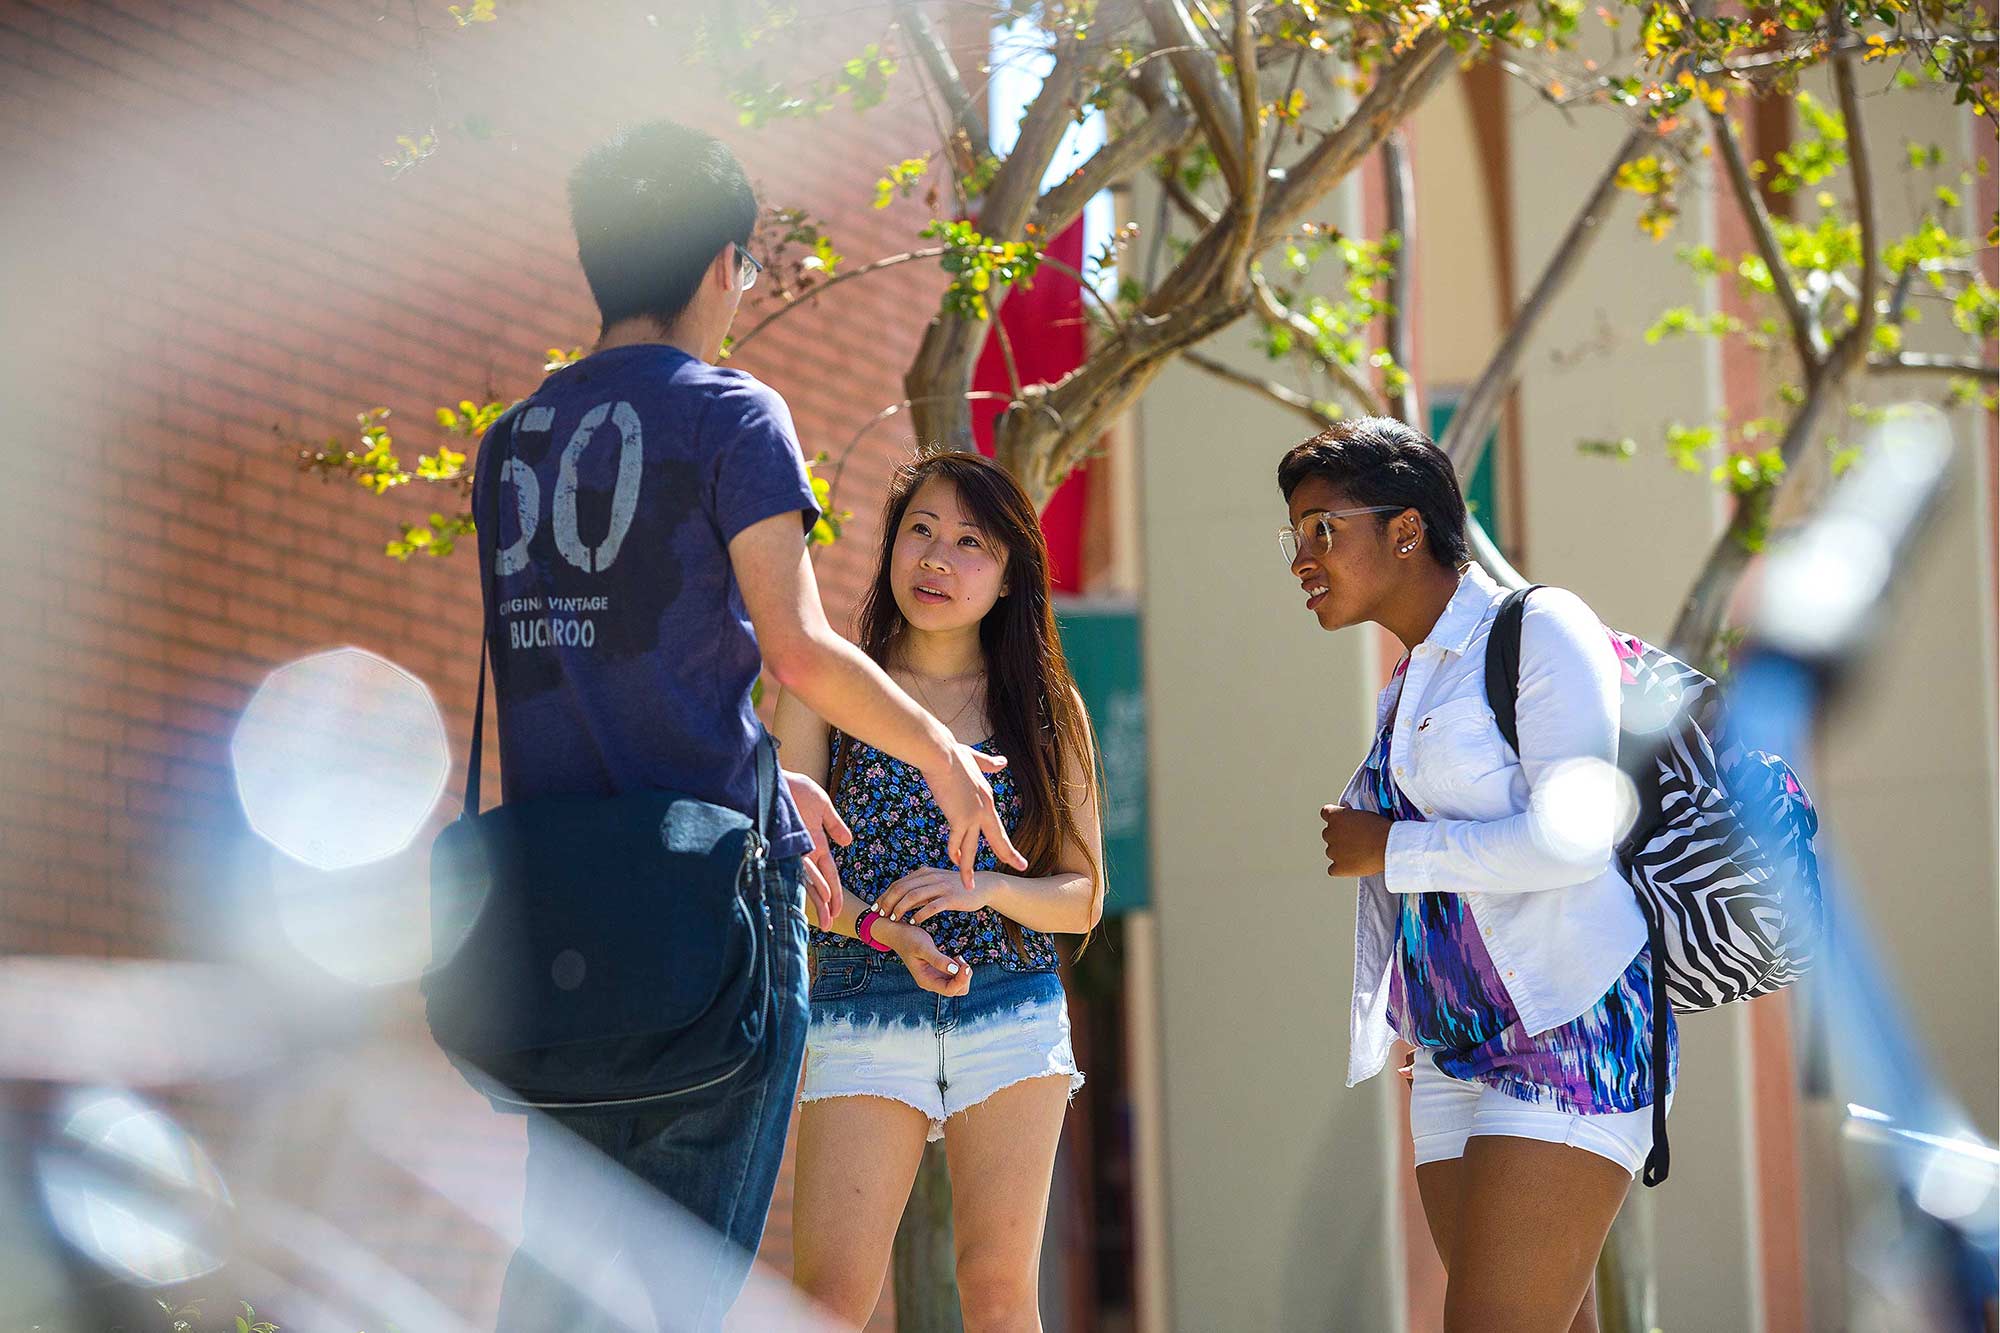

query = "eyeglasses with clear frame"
1278;506;1406;564
734;243;764;291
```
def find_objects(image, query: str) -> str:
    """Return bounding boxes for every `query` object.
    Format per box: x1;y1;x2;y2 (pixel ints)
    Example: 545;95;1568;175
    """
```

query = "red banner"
970;219;1091;593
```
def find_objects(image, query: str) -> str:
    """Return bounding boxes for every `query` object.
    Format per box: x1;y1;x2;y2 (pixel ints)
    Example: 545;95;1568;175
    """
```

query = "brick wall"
0;0;953;1322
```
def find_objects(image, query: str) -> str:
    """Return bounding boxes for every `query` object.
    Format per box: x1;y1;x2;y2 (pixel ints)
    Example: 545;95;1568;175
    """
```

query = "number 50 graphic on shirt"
492;401;643;576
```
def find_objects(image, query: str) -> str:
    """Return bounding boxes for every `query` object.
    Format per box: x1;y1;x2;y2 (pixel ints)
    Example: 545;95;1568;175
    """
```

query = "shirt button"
1505;970;1516;979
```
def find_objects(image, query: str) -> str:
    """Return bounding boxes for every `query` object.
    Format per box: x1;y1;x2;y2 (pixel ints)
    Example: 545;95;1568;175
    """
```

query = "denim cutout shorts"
799;949;1084;1142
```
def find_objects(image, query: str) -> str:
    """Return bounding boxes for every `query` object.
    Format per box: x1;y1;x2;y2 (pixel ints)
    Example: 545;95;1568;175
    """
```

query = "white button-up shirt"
1341;565;1648;1088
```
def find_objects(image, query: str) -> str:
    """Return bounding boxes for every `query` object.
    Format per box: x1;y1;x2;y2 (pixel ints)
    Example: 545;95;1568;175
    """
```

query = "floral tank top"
806;733;1061;972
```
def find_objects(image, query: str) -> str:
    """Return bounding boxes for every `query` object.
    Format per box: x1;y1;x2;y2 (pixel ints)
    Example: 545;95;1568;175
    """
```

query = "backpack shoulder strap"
1483;584;1544;757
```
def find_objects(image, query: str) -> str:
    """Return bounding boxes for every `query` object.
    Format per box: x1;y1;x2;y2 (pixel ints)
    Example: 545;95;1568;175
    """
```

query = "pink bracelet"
856;909;892;953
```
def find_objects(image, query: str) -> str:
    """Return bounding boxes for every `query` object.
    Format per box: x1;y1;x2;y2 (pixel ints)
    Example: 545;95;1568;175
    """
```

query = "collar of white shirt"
1410;562;1503;663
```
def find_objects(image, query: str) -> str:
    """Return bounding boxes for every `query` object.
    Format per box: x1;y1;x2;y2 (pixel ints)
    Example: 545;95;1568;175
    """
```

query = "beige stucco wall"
1134;185;1402;1329
1410;76;1506;392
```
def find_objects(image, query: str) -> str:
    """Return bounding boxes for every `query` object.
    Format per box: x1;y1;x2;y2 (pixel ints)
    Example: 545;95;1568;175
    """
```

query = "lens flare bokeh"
230;647;450;872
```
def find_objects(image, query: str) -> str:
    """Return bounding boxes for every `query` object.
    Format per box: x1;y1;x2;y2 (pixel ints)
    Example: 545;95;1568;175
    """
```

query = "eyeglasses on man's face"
1277;506;1405;565
734;243;764;292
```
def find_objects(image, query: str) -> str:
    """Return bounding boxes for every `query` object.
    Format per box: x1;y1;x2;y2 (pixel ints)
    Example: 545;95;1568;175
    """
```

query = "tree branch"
1251;272;1389;417
981;25;1099;242
1718;34;1877;73
984;2;1518;505
1438;124;1649;476
828;390;1020;512
1216;0;1264;300
1882;260;1918;329
1669;51;1892;668
1253;0;1515;253
1708;106;1823;369
1668;336;1854;663
1870;354;2000;381
1032;99;1198;237
1232;2;1260;181
1383;127;1419;425
909;21;1101;452
729;247;950;356
1181;350;1338;429
1828;35;1880;377
1141;0;1248;192
1035;252;1129;333
893;0;986;147
1263;48;1308;180
999;291;1252;500
1161;165;1222;226
1148;2;1515;316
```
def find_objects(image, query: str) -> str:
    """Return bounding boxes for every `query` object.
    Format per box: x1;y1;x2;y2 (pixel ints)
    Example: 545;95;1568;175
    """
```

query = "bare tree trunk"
892;1141;963;1331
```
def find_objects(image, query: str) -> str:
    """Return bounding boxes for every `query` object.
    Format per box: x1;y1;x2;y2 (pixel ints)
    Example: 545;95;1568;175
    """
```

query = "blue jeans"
494;856;809;1333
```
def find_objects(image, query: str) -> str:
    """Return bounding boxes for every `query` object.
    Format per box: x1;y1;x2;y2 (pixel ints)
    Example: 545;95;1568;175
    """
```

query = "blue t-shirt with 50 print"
471;344;818;860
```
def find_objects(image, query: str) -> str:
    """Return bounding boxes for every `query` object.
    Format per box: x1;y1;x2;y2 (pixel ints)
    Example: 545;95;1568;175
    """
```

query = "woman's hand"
874;866;990;926
1320;804;1393;878
879;919;971;996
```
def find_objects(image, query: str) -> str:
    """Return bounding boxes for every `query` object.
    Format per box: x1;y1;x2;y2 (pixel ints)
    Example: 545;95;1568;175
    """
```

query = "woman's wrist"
854;907;890;952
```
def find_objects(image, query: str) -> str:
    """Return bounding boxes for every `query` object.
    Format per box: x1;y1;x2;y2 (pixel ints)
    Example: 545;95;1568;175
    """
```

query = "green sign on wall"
1430;396;1500;533
1053;600;1149;916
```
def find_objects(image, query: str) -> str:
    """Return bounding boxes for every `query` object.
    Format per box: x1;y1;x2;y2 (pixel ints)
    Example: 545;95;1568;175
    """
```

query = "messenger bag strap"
462;409;514;819
754;728;778;845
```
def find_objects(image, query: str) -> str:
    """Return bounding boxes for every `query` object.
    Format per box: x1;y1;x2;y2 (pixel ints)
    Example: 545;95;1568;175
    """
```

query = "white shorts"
1408;1050;1669;1177
799;954;1083;1143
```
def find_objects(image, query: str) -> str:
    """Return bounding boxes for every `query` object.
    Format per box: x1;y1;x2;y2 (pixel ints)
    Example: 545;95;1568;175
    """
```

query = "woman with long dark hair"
776;449;1102;1330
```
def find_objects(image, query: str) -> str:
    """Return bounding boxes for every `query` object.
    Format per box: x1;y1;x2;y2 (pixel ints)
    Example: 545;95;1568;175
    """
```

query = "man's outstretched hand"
923;743;1028;893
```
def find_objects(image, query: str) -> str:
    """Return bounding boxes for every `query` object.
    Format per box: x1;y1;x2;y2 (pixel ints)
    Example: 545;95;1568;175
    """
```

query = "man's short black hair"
1277;416;1473;571
567;120;759;334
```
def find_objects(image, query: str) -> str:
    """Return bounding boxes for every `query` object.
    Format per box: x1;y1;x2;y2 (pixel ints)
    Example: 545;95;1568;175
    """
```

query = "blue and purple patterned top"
1365;668;1675;1114
806;733;1060;972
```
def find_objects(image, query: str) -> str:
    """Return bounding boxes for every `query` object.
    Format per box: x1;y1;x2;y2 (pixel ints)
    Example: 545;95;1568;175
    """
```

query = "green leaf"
1577;437;1639;459
1665;422;1718;472
1675;244;1725;277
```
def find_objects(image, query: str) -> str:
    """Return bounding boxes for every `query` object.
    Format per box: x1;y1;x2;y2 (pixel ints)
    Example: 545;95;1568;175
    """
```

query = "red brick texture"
0;0;956;1322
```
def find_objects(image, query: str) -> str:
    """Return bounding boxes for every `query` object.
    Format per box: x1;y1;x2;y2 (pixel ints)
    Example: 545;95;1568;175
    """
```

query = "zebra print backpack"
1485;586;1826;1185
